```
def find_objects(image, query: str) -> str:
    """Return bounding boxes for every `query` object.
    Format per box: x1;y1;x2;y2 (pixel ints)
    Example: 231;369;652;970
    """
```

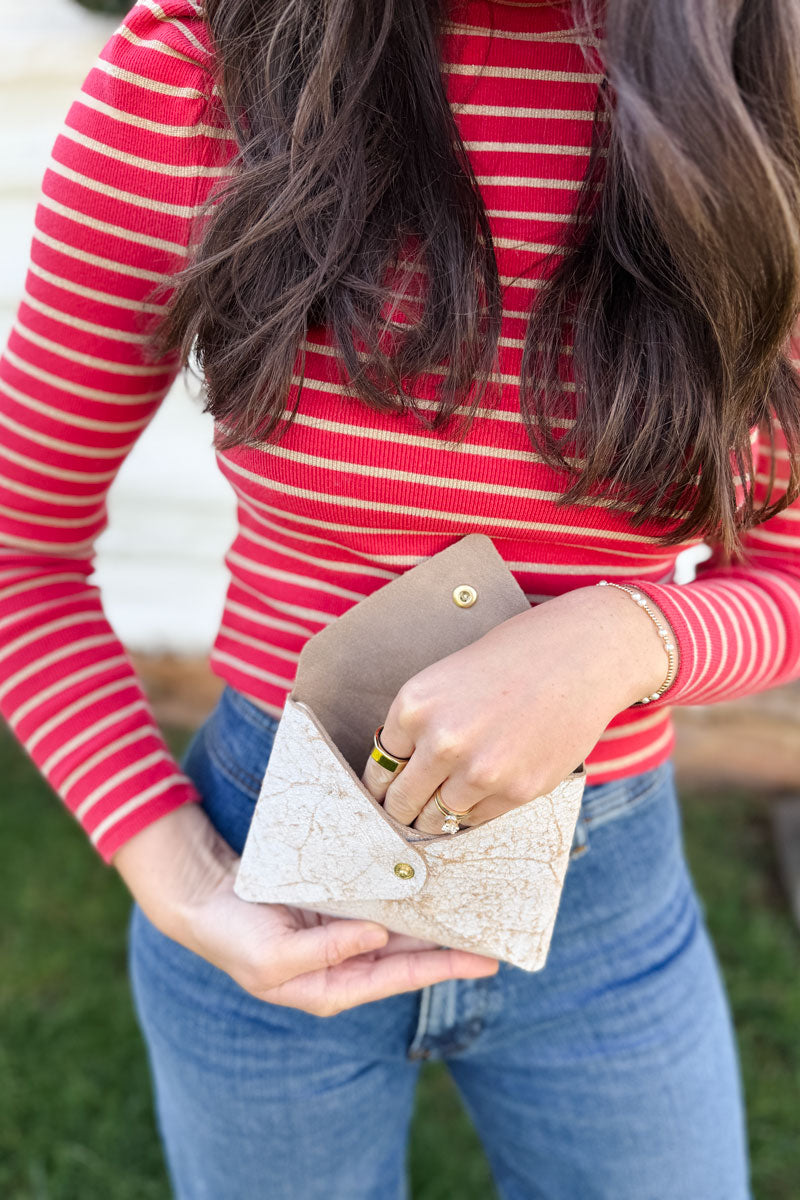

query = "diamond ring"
432;785;475;835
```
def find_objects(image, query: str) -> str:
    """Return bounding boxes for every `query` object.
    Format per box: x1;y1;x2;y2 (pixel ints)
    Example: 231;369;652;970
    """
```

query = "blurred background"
1;1;799;1197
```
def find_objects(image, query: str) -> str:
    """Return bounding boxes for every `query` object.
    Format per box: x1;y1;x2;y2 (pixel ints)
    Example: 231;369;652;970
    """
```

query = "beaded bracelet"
596;581;677;704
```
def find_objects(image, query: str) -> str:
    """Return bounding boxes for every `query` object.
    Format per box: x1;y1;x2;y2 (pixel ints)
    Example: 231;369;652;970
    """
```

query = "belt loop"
407;986;435;1060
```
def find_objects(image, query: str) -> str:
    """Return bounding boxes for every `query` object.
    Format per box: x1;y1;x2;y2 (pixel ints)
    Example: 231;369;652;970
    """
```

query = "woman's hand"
361;584;675;834
112;802;498;1016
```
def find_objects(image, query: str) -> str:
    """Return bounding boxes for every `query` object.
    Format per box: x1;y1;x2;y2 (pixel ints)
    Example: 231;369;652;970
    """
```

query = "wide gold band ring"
370;725;412;773
432;785;476;835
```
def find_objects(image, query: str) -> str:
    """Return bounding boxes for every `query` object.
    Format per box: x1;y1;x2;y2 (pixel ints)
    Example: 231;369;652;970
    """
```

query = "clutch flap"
234;698;429;905
290;534;531;775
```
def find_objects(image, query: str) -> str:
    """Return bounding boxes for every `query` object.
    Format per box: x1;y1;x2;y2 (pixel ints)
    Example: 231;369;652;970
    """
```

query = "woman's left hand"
360;584;674;834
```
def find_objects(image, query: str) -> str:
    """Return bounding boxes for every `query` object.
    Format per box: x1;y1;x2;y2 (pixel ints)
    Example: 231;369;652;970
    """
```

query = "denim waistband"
219;683;281;735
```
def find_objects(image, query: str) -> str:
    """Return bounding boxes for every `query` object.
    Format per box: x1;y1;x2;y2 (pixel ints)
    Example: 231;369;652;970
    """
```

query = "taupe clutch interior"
234;534;586;972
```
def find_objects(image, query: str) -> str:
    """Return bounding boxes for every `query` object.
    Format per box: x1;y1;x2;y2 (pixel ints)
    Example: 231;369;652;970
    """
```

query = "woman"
2;0;798;1194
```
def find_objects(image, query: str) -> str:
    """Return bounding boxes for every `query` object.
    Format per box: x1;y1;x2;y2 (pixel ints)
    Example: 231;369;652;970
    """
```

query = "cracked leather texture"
233;534;586;972
235;699;586;971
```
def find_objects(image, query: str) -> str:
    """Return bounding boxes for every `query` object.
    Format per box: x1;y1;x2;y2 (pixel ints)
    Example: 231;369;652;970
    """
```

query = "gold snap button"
393;862;415;880
452;585;477;608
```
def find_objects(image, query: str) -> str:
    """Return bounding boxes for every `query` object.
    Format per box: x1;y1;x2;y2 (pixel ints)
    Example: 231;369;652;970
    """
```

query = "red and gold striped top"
1;0;799;864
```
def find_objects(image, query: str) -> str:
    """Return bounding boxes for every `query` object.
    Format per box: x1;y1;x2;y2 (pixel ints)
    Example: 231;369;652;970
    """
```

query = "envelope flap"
234;698;428;904
290;534;531;775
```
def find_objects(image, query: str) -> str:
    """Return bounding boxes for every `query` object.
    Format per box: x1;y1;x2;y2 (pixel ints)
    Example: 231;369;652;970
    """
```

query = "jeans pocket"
568;762;672;862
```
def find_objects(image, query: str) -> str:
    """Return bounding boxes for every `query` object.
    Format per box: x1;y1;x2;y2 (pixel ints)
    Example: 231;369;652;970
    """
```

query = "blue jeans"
127;684;751;1199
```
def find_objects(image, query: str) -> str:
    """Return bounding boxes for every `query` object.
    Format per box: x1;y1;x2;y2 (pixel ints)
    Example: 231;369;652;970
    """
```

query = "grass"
1;722;799;1199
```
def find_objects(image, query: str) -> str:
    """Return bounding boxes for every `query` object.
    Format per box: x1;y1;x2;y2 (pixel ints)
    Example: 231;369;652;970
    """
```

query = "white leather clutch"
234;535;586;972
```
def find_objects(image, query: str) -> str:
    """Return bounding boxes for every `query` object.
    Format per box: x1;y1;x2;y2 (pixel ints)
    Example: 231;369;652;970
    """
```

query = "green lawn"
2;723;799;1200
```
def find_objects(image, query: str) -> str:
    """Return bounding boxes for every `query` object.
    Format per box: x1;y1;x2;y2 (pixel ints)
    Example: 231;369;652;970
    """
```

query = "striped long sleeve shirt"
1;0;799;864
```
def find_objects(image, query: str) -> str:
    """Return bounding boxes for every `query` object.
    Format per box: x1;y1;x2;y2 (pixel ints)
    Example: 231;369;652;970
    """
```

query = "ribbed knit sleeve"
630;414;800;707
0;1;236;863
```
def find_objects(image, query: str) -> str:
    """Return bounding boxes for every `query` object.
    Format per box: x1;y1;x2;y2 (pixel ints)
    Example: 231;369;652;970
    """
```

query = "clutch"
233;534;586;972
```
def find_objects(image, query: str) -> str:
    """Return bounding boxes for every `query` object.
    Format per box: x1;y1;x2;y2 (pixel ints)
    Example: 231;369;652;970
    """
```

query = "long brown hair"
146;0;800;555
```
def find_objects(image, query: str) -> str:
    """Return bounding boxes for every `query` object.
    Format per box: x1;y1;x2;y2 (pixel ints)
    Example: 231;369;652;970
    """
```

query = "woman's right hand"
112;801;499;1017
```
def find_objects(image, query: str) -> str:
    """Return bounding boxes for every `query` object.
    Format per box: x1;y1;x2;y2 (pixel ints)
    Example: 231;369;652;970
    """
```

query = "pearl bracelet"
596;581;677;704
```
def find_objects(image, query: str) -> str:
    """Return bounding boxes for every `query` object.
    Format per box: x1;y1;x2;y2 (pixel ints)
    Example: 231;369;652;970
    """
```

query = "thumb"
272;918;390;981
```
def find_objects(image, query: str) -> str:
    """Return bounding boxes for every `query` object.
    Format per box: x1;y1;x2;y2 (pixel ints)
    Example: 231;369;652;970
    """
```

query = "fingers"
374;716;414;763
360;752;402;804
412;791;485;835
361;726;447;826
360;725;412;803
267;918;390;984
380;750;442;824
263;946;500;1017
362;708;490;827
368;931;444;954
385;764;486;828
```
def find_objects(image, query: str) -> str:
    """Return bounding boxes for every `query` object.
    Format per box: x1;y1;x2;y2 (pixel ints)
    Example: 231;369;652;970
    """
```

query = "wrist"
111;802;238;947
596;582;678;704
542;584;678;709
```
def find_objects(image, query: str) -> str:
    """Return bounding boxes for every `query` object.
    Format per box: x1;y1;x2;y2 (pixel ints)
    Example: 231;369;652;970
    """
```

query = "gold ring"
432;785;475;835
370;725;412;773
